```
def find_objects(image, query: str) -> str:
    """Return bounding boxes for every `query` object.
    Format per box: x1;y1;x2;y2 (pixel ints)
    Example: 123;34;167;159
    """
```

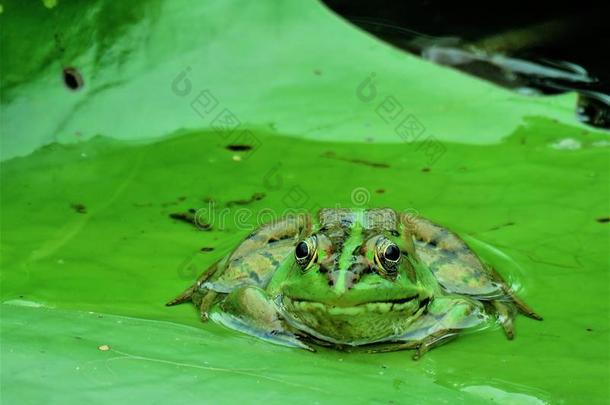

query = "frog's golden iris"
167;208;541;359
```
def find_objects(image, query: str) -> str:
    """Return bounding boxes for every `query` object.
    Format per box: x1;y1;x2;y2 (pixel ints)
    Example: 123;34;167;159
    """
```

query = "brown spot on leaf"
169;212;211;230
70;203;87;214
226;192;266;207
489;222;515;231
321;151;389;168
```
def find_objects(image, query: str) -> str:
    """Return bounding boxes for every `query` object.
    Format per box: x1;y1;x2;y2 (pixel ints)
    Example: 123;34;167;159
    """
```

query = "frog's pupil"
295;241;309;259
385;244;400;261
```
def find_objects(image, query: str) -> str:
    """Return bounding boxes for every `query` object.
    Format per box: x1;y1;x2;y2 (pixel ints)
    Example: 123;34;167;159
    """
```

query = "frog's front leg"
395;296;487;360
210;285;314;351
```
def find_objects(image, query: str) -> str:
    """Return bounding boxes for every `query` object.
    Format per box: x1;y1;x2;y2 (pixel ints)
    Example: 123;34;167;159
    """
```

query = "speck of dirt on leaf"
200;247;214;252
375;189;385;194
98;344;111;351
70;203;87;214
421;167;431;172
226;144;252;152
586;328;593;332
226;192;266;207
63;67;84;90
596;217;609;223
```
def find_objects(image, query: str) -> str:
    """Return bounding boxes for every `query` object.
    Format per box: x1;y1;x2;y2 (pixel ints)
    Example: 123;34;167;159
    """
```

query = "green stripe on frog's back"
334;210;365;294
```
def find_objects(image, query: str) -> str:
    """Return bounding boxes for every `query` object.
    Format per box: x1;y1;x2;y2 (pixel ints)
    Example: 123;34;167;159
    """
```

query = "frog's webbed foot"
210;286;314;352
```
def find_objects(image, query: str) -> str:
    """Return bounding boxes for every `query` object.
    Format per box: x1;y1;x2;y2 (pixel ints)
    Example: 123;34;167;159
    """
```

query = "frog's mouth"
281;295;428;316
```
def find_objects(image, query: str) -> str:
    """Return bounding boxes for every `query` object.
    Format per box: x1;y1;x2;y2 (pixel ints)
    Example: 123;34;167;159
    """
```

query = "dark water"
323;0;610;128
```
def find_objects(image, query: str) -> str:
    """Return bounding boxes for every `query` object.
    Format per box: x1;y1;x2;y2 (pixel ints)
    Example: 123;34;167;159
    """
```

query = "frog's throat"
277;295;427;346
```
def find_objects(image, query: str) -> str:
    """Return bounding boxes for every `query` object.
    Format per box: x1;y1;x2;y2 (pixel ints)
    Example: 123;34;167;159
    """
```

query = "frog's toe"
499;316;515;340
197;290;219;322
492;300;516;339
411;329;459;360
165;285;195;306
515;301;543;321
502;287;543;321
269;330;315;352
412;347;424;361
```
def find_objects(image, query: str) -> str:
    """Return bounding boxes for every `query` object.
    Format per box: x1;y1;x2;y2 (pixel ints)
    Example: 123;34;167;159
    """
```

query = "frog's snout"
328;271;355;289
328;266;368;290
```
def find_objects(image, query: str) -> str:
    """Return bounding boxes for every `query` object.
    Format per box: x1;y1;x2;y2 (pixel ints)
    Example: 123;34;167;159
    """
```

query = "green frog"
167;208;541;359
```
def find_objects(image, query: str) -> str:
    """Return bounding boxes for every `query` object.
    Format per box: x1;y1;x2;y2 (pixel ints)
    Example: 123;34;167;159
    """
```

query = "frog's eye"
384;244;400;261
375;237;401;278
295;236;317;270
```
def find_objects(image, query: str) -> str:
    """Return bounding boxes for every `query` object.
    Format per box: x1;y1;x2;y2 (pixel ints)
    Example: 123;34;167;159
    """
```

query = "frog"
167;208;541;359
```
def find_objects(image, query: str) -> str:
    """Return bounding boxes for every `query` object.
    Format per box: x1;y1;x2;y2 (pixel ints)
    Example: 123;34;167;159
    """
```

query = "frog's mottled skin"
168;208;541;359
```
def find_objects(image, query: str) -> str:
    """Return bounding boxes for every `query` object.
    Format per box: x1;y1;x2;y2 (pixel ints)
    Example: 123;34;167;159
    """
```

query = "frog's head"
277;208;434;345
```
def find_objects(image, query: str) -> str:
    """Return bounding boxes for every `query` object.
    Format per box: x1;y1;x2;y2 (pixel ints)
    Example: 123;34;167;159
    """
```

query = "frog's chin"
277;295;428;346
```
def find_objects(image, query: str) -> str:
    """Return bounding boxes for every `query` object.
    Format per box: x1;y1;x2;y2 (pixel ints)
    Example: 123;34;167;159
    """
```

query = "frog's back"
404;216;506;299
203;214;310;292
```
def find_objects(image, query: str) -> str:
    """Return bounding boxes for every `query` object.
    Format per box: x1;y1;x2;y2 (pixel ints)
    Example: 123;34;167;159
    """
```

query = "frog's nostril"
350;263;368;273
328;271;338;287
328;271;360;289
345;271;359;290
